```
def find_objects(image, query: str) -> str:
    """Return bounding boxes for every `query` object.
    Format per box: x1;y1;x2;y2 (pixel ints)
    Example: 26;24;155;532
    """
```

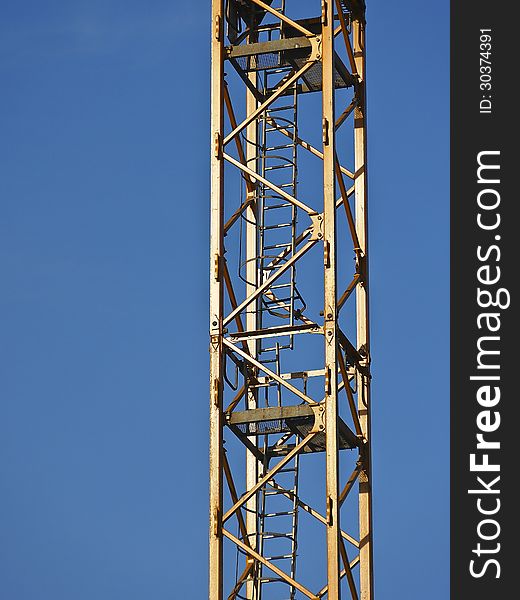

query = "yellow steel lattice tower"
210;1;373;598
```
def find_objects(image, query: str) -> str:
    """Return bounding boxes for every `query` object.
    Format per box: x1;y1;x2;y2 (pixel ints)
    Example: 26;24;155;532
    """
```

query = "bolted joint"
322;117;329;145
310;403;326;433
323;240;330;268
214;14;221;41
214;132;222;159
209;333;220;353
309;35;322;61
358;344;371;369
214;253;221;281
326;496;333;526
310;212;324;240
321;0;327;25
355;250;367;280
324;366;331;394
212;506;220;537
212;377;220;407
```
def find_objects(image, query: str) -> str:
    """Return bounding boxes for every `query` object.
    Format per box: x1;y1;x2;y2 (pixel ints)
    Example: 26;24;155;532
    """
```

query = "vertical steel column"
209;1;224;599
322;1;340;598
245;33;259;600
353;12;374;600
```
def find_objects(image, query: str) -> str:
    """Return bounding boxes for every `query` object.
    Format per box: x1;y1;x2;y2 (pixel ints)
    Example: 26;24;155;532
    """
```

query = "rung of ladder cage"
263;243;292;251
264;164;293;172
260;532;295;540
263;204;293;211
266;143;294;151
261;510;296;518
265;124;295;133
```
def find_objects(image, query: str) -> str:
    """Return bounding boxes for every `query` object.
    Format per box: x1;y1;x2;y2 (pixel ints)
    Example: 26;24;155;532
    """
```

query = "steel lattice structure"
210;1;373;598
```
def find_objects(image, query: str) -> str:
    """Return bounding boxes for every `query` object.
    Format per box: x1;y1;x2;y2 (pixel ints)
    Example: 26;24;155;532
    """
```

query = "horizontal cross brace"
227;322;321;342
257;368;327;383
228;404;315;426
226;36;312;59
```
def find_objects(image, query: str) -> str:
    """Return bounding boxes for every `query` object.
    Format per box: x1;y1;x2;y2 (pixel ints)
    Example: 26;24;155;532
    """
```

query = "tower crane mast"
210;2;373;597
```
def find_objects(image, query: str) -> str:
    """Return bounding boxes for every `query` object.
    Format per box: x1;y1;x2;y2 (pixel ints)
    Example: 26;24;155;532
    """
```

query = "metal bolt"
212;321;218;326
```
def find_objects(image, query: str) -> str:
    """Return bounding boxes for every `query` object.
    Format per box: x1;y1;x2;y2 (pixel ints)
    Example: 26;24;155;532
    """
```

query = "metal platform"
226;17;356;93
227;404;360;453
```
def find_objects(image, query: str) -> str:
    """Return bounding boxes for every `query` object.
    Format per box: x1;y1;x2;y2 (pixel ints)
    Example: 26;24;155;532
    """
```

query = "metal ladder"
257;446;300;599
257;67;304;353
255;20;302;597
232;3;305;596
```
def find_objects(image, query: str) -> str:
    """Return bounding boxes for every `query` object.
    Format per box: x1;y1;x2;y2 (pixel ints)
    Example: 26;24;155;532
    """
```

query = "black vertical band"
451;2;516;597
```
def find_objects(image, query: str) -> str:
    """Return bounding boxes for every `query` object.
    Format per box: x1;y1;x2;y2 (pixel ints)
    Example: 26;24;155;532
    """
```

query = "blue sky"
1;1;449;598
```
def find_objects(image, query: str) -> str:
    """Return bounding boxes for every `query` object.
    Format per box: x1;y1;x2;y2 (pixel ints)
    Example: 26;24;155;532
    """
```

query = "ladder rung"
263;203;292;210
266;144;294;151
270;283;291;289
260;532;294;540
263;296;292;303
263;243;292;250
260;345;291;352
261;511;296;518
262;223;292;231
264;164;292;171
265;125;295;133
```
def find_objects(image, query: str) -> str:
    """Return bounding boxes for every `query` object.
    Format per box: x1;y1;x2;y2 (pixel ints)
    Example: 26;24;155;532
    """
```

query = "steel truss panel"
210;1;373;598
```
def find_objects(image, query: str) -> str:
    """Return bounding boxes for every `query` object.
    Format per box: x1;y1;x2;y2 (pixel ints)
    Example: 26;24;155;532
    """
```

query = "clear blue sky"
0;1;449;598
